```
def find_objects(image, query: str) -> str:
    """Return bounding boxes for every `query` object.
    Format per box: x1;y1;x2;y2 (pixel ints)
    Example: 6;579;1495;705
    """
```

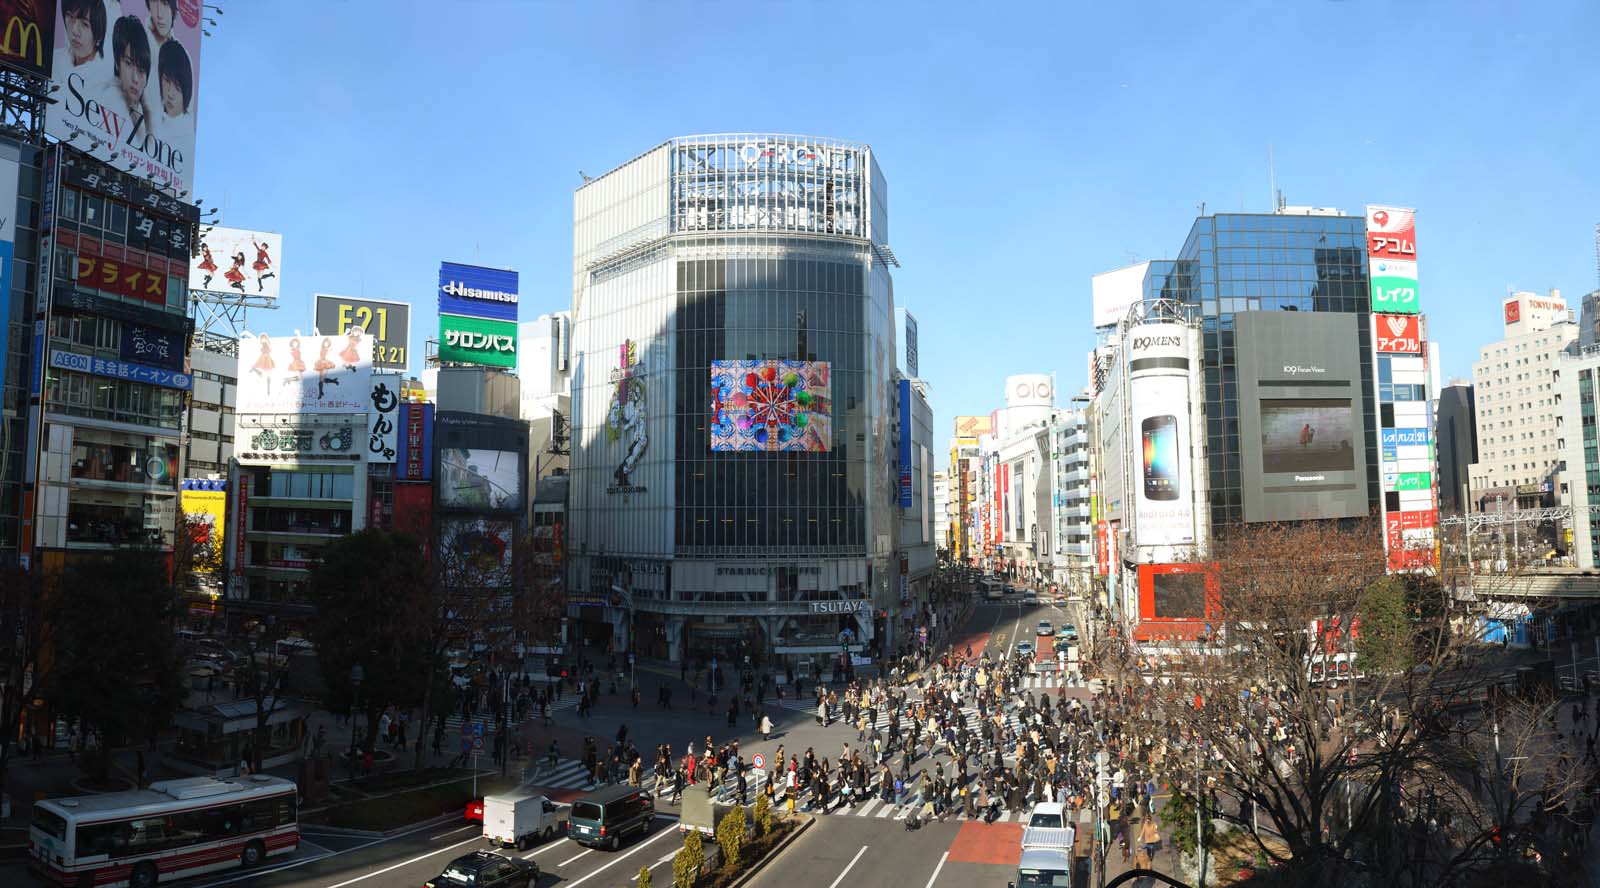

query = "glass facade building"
1152;212;1377;527
567;135;902;665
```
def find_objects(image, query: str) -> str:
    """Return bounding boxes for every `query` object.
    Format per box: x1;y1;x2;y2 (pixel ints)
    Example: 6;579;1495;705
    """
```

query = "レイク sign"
1370;259;1419;314
1375;314;1421;354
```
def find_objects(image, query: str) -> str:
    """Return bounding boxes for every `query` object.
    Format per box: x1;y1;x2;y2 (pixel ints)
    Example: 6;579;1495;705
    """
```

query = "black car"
425;850;541;888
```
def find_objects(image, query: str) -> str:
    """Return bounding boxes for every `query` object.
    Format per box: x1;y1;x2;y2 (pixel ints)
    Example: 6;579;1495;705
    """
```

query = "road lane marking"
323;835;483;888
855;798;881;817
564;827;679;887
523;838;577;859
559;848;593;866
924;851;949;888
430;825;476;840
827;845;869;888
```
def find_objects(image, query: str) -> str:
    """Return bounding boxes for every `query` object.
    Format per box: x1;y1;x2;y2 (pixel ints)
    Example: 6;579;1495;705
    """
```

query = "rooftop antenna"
1196;201;1206;217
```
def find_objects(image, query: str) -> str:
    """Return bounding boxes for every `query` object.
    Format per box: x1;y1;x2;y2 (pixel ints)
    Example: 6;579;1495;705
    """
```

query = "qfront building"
566;135;904;670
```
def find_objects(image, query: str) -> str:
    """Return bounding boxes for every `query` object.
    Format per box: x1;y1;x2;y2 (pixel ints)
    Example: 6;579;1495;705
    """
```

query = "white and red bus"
29;774;298;887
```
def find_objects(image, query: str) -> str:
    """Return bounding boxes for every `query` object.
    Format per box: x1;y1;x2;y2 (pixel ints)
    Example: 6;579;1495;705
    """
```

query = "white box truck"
482;790;566;850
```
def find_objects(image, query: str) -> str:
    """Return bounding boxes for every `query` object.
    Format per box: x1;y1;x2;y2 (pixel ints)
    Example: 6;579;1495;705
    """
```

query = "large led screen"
1152;572;1207;619
710;360;831;452
439;448;522;510
1260;399;1357;474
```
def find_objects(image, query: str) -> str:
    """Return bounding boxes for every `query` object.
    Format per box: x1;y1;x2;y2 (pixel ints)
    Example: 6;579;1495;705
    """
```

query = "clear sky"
195;0;1598;458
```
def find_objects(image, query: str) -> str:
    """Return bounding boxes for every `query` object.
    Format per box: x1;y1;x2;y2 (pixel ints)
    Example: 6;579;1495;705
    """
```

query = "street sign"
752;754;765;770
470;721;485;738
472;736;485;753
628;653;636;664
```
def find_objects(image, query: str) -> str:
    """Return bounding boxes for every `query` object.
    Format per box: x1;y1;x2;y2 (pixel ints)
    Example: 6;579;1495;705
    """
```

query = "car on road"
1023;590;1039;605
465;798;485;823
1061;624;1079;642
1014;640;1035;659
568;784;656;851
425;850;540;888
1036;620;1053;637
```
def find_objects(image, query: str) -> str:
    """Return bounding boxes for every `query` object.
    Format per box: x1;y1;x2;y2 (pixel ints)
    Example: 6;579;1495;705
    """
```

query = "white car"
1037;621;1054;637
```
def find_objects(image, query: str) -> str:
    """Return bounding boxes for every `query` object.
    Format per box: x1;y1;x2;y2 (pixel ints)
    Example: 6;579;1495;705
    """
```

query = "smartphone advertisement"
1126;323;1197;551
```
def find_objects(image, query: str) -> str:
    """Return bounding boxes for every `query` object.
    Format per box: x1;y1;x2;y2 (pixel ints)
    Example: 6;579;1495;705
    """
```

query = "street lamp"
347;664;364;779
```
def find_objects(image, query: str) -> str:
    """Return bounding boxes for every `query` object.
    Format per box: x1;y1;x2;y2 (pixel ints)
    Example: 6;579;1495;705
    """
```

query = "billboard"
953;415;992;439
439;447;522;511
400;402;434;481
439;313;516;369
235;329;372;414
314;294;410;371
180;479;225;571
1135;563;1219;629
1365;205;1417;260
77;240;176;305
898;378;912;507
1260;399;1356;473
439;518;512;587
1092;261;1148;329
190;227;281;300
1375;313;1422;354
709;360;832;452
438;261;518;322
0;1;53;78
49;0;202;194
1369;259;1419;314
1126;325;1195;548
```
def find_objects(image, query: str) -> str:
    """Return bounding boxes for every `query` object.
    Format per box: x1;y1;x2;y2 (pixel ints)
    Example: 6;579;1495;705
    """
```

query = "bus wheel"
130;862;158;888
241;840;265;868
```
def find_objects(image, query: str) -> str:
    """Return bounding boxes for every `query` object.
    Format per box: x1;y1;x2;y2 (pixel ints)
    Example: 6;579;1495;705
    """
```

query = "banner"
439;313;516;368
438;260;517;322
50;347;188;389
180;479;225;572
235;328;372;414
48;0;203;194
366;372;400;463
190;226;281;300
315;294;410;371
0;0;54;78
76;240;173;305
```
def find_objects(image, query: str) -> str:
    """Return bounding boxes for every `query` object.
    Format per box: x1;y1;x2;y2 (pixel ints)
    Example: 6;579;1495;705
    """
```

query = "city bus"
979;579;1003;601
30;774;299;888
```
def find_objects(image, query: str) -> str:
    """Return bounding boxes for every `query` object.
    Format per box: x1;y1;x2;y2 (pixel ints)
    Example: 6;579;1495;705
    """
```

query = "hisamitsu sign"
50;349;191;390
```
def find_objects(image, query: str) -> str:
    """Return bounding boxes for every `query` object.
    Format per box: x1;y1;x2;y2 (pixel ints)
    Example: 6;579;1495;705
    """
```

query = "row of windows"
75;795;296;857
249;468;355;500
45;369;185;431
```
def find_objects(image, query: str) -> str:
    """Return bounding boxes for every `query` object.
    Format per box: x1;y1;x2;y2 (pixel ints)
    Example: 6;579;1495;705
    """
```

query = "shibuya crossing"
565;135;938;671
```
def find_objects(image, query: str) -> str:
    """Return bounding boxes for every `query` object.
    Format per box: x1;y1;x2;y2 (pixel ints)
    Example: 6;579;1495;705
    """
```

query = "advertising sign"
709;360;832;452
60;153;197;223
49;0;203;194
438;261;518;322
0;0;54;78
1365;205;1417;261
1127;325;1195;548
231;473;247;581
391;482;433;546
439;518;513;587
0;145;16;387
50;347;189;389
1369;259;1419;314
366;372;400;464
237;419;360;462
400;402;434;481
76;241;175;305
439;313;516;369
235;329;372;414
439;447;522;511
118;320;182;370
898;378;912;507
180;479;225;571
1092;262;1149;329
189;226;280;298
315;294;410;371
903;310;918;378
1374;314;1421;354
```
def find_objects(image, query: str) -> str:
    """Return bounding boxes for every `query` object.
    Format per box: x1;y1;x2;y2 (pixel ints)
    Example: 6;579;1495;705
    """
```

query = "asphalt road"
2;598;1095;888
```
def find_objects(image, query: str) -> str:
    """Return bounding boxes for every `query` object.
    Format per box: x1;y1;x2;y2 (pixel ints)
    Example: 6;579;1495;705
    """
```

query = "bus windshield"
31;807;66;841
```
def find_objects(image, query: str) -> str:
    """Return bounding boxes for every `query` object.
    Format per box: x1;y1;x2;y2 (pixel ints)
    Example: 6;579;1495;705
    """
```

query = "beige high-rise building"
1468;288;1574;510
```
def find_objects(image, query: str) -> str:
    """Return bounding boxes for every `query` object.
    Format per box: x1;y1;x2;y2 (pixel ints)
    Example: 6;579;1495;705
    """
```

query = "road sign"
628;653;636;664
752;754;765;769
472;736;486;753
470;721;485;738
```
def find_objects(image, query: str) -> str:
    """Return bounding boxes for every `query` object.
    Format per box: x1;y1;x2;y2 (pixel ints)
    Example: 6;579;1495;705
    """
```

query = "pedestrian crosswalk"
518;757;1076;824
442;697;579;732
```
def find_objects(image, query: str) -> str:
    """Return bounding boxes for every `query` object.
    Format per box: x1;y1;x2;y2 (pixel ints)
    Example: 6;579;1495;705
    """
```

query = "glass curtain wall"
674;245;867;554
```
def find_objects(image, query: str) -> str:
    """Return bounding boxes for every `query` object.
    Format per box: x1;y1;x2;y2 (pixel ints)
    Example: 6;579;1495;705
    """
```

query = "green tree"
716;805;746;869
673;830;704;888
1357;576;1413;675
306;529;431;753
45;550;185;783
753;792;772;836
1158;787;1215;859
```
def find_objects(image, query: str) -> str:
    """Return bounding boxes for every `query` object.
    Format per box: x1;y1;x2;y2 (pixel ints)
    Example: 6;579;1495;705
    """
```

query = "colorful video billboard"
709;360;831;452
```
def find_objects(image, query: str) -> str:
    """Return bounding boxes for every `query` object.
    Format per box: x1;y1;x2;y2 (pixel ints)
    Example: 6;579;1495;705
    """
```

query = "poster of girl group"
49;0;202;194
236;328;373;415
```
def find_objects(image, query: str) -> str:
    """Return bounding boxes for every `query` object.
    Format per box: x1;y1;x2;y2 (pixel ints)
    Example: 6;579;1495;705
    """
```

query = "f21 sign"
1375;314;1421;354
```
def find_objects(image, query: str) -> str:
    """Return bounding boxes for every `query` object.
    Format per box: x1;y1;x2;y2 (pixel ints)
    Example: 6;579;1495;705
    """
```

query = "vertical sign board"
1367;205;1436;572
0;143;18;406
903;311;918;378
400;402;435;481
898;378;912;507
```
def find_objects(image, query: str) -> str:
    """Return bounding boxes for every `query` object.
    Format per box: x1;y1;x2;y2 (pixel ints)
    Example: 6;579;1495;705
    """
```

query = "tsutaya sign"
808;600;869;615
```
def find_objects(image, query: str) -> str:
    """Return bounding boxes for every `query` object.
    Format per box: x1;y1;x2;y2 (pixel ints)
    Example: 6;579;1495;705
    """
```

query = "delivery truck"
482;790;567;850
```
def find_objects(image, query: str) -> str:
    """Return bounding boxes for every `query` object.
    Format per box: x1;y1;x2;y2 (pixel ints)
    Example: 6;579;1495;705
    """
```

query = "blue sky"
195;0;1598;455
